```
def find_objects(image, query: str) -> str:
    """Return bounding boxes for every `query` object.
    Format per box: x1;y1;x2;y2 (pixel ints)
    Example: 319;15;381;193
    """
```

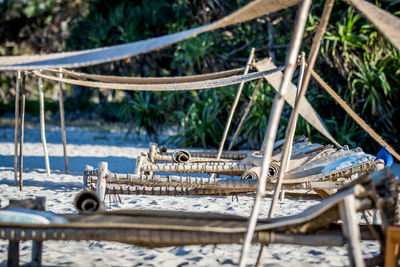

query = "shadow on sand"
0;155;136;174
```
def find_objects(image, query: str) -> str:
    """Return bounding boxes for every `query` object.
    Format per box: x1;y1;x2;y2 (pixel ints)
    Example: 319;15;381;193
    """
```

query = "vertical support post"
268;0;335;218
59;68;69;174
19;72;26;191
239;1;312;266
83;165;93;190
38;74;50;176
96;162;108;202
8;241;19;267
134;154;146;175
148;143;157;175
339;194;365;267
149;143;157;163
13;71;21;185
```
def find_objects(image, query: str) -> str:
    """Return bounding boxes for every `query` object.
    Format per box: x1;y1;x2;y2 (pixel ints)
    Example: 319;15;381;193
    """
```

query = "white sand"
0;125;382;266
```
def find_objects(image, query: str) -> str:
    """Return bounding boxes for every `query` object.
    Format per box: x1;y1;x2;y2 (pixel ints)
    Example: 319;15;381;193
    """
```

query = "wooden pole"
216;47;255;158
227;78;263;151
267;0;335;218
268;52;306;216
19;72;26;191
134;154;146;175
209;48;255;181
311;69;400;162
255;244;266;267
148;143;157;176
239;1;312;266
38;74;51;176
96;162;108;202
83;165;93;190
13;71;21;186
339;195;365;267
59;68;69;174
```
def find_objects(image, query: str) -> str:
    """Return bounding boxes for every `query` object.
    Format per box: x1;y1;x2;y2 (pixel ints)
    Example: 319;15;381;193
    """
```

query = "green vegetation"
0;0;399;154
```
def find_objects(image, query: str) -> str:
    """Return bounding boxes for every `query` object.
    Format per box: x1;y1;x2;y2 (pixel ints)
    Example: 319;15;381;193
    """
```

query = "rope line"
31;67;285;92
46;67;244;84
311;69;400;162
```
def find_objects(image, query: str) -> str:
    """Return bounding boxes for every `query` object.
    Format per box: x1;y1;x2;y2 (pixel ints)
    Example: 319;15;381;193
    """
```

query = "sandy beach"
0;125;391;266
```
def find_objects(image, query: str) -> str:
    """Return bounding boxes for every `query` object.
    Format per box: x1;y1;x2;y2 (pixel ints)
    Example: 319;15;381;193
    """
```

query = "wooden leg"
134;155;145;175
8;241;19;267
83;165;93;190
255;244;266;267
31;241;43;267
148;143;157;176
279;190;286;201
339;195;365;267
96;162;108;201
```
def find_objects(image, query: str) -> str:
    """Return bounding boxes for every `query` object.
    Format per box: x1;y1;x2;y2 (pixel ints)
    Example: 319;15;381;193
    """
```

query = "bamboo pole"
215;47;255;158
19;73;26;191
311;69;400;162
228;78;263;151
83;165;93;190
96;162;108;202
13;71;21;185
268;52;306;216
38;74;51;176
339;195;365;266
239;1;312;266
255;245;266;267
239;0;312;267
59;68;69;174
268;0;335;219
255;50;306;267
209;48;255;181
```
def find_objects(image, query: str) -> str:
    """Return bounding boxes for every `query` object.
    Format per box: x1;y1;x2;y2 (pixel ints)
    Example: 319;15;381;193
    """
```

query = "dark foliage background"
0;0;399;154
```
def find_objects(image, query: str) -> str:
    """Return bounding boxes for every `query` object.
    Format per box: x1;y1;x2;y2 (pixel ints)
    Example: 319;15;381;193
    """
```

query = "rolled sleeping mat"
241;167;261;179
172;150;191;163
159;146;168;153
241;162;280;180
74;190;105;213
